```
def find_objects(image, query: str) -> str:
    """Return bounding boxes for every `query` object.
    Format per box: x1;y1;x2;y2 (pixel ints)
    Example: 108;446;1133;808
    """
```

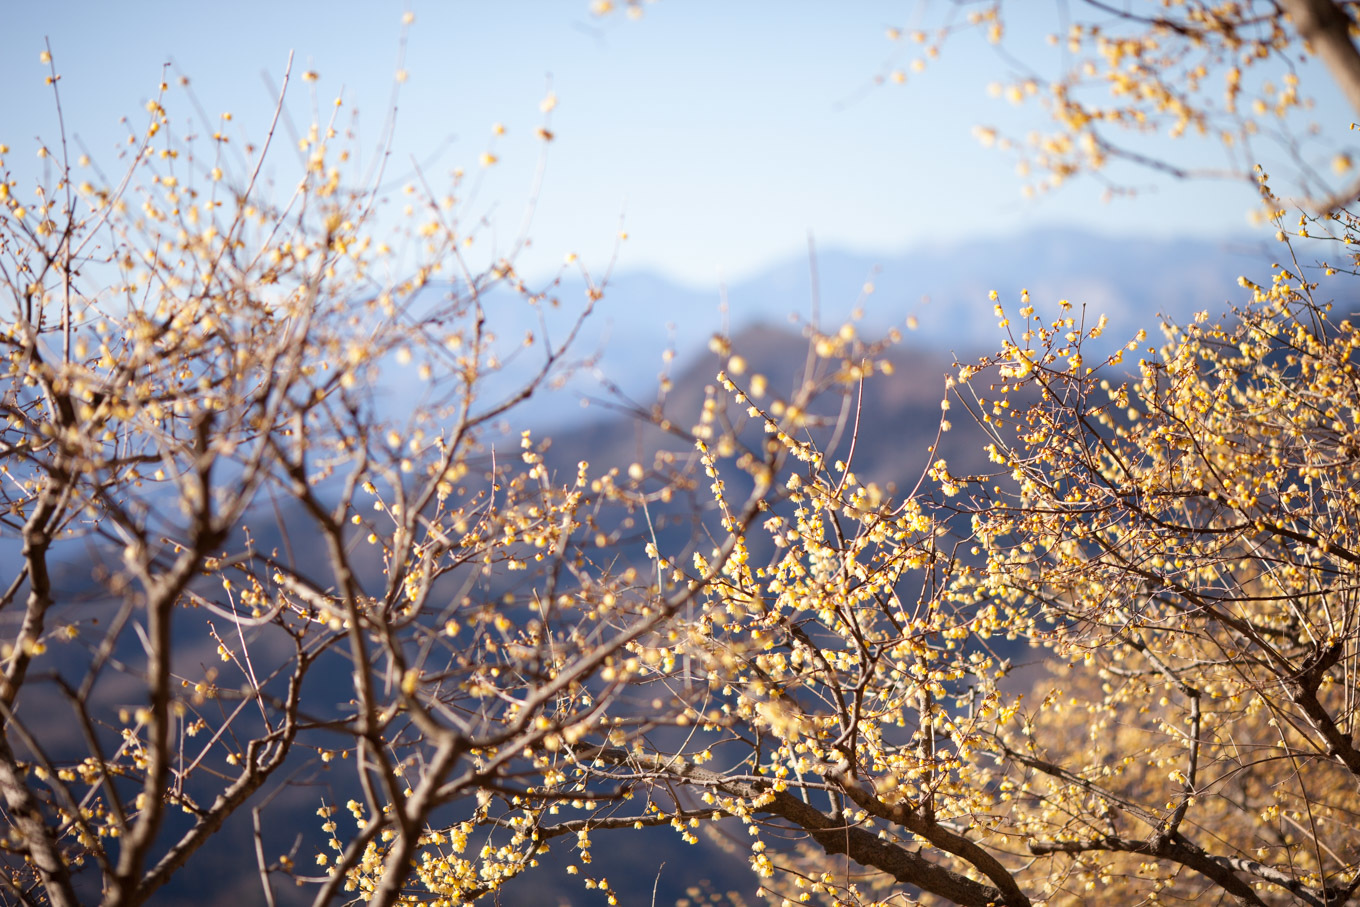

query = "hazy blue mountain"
438;228;1273;435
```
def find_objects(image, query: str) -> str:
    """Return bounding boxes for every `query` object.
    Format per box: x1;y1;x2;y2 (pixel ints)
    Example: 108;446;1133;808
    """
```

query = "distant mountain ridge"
442;228;1274;433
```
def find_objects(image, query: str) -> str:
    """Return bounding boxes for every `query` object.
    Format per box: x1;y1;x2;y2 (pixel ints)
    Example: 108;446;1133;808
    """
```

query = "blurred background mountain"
410;227;1269;433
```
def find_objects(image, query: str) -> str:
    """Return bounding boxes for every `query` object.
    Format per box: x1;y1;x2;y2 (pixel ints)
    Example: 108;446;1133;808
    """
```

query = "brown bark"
578;746;1025;907
1280;0;1360;119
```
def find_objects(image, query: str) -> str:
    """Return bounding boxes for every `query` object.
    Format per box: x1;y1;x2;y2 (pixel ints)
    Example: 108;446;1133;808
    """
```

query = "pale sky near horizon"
2;1;1353;289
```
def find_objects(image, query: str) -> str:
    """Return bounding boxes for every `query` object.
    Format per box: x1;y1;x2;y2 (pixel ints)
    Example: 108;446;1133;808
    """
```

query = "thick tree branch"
577;746;1021;907
0;733;78;907
1281;0;1360;118
1027;834;1337;907
1286;642;1360;776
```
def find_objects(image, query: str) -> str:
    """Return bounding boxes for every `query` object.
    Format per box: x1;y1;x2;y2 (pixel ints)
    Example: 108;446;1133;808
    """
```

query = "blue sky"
2;1;1352;288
